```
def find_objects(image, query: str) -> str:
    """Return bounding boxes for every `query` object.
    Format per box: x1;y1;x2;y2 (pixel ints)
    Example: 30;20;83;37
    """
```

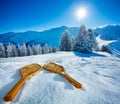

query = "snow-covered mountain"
93;24;120;40
0;52;120;104
0;25;120;47
0;24;120;56
94;25;120;56
0;25;119;45
0;26;78;47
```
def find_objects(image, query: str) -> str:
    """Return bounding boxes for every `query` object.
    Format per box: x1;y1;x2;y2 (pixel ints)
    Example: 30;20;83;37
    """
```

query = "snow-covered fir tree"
73;24;98;54
36;44;42;55
6;43;14;57
59;30;72;51
20;43;28;56
0;43;3;57
87;29;99;51
71;37;75;50
100;45;112;54
0;43;6;57
32;45;37;55
28;45;34;55
42;43;50;54
12;44;18;57
18;45;21;56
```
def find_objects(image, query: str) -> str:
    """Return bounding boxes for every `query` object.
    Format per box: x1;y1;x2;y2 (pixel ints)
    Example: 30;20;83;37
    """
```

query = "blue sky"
0;0;120;33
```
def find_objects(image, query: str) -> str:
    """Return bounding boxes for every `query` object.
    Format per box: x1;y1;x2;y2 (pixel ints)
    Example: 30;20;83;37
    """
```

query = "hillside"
93;24;120;40
94;25;120;55
0;52;120;104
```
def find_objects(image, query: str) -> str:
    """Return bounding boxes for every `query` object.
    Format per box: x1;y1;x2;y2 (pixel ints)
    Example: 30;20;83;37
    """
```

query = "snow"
0;52;120;104
96;35;116;47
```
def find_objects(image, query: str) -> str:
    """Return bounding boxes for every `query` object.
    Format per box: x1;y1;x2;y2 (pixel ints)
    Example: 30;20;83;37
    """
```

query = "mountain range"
0;24;120;54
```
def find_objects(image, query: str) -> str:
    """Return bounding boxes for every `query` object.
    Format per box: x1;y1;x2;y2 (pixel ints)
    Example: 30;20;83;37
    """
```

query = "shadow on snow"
73;51;106;58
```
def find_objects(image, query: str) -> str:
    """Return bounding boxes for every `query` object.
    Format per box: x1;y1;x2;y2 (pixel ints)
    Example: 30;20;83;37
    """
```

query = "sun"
76;8;87;20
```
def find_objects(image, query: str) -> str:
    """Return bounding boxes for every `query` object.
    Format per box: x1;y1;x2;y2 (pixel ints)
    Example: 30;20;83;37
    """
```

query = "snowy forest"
0;25;112;58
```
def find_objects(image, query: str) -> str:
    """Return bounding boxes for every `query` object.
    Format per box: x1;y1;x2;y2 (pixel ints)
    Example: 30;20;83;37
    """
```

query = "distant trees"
43;43;50;54
100;45;112;54
59;30;72;51
36;44;42;55
0;43;58;58
28;45;34;55
20;43;28;56
6;44;14;57
0;43;6;57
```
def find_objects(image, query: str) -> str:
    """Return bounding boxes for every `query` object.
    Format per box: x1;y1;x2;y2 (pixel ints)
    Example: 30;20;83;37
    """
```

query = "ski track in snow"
0;52;120;104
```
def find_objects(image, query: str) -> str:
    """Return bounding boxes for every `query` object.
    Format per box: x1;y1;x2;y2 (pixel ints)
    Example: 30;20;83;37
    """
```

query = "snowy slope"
93;25;120;57
93;24;120;40
0;52;120;104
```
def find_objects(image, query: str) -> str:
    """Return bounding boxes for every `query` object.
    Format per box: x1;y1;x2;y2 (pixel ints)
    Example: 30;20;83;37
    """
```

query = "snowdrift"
0;52;120;104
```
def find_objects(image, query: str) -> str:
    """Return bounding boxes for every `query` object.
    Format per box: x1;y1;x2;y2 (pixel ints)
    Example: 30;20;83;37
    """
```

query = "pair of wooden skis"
4;62;82;102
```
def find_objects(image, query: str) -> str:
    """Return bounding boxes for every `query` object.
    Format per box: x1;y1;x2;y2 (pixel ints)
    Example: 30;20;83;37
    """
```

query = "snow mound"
0;52;120;104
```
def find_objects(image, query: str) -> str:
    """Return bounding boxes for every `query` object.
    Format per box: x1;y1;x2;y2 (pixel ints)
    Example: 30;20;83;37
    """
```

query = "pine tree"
73;25;98;54
36;44;42;55
59;30;72;51
0;43;6;57
23;43;28;56
12;44;18;57
87;29;99;51
71;37;75;51
32;45;37;55
73;24;87;53
6;43;14;57
19;43;28;56
18;44;21;56
42;43;49;54
0;43;3;57
100;45;112;54
28;45;34;55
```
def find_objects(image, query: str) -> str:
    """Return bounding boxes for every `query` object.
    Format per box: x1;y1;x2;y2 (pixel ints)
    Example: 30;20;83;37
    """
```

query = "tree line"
0;43;59;58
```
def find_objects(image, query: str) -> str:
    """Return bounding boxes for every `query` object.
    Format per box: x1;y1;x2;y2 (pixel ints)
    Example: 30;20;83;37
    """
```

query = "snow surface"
96;35;116;47
0;52;120;104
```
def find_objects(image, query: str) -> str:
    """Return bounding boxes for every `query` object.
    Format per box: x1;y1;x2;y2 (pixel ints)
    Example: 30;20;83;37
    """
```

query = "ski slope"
0;52;120;104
